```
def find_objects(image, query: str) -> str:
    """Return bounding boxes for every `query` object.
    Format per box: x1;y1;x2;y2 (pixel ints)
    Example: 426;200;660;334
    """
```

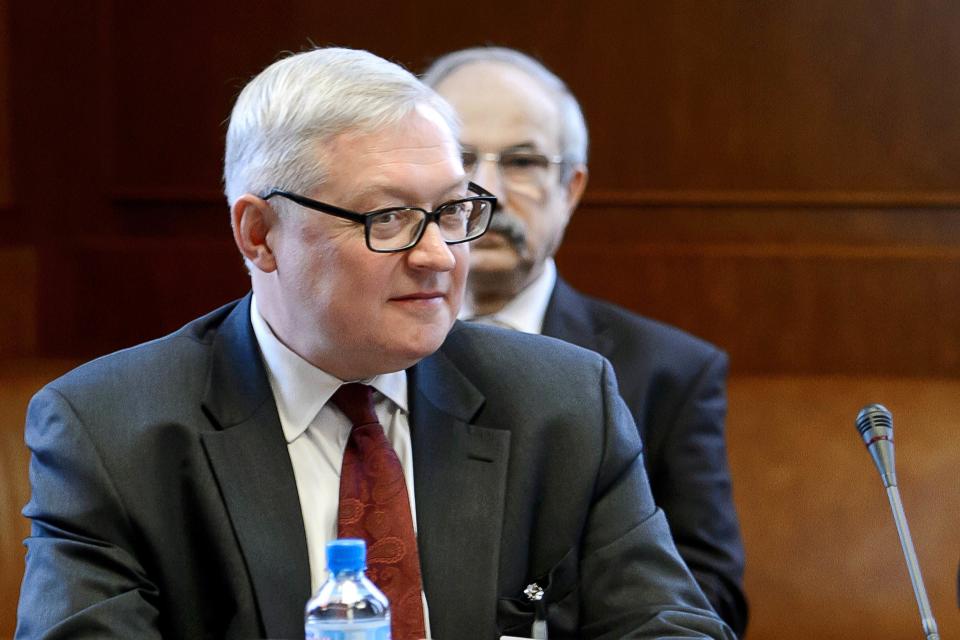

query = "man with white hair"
424;47;748;635
16;47;734;639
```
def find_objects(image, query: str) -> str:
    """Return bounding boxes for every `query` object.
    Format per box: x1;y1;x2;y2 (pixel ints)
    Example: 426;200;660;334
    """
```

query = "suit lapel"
542;277;615;359
199;295;311;640
408;345;511;640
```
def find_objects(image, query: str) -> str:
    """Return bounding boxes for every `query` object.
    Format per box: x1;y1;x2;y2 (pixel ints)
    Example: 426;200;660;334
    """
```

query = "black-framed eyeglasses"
262;182;497;253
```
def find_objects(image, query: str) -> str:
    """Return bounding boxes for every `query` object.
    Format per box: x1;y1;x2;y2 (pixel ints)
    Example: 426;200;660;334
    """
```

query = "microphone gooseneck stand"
856;404;939;640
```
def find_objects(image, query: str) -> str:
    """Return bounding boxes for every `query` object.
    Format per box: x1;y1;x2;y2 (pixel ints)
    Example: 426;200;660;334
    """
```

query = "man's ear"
231;194;279;273
563;164;589;217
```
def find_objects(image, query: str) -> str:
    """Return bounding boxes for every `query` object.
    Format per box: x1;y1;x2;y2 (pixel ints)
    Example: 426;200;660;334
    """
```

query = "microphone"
856;404;940;640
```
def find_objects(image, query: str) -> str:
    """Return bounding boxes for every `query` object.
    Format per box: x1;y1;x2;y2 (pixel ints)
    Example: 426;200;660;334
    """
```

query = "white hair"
421;46;589;170
224;47;458;206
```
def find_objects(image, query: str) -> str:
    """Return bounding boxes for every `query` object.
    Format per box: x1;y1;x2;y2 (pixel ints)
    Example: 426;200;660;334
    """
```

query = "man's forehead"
316;118;466;205
342;177;467;207
440;60;545;93
437;61;561;147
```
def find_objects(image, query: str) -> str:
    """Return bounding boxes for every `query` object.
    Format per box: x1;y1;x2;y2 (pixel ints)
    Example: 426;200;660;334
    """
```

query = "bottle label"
305;619;391;640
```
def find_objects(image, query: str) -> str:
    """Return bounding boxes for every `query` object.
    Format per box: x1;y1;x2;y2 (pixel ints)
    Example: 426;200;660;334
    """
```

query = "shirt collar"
250;295;408;443
460;257;557;334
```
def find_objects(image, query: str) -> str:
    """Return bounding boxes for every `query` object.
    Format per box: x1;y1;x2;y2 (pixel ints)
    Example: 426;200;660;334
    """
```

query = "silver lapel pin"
523;582;548;640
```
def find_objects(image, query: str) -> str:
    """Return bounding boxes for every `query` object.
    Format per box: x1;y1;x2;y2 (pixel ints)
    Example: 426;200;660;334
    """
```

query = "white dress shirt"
248;297;419;597
459;257;557;334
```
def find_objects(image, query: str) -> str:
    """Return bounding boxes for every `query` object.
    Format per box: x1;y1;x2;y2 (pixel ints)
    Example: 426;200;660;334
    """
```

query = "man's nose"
471;155;504;199
407;222;456;271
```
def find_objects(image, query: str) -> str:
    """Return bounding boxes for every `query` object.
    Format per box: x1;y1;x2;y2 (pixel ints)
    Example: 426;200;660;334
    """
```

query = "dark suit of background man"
16;47;734;639
423;47;748;635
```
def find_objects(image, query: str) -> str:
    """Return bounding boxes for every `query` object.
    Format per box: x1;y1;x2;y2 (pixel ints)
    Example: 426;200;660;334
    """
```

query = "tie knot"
331;383;379;427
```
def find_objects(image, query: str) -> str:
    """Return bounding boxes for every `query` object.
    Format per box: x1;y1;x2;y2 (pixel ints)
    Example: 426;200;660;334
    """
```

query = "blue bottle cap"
326;538;367;574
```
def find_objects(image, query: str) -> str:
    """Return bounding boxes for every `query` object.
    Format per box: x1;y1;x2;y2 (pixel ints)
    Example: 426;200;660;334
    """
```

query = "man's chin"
369;319;454;375
399;324;454;365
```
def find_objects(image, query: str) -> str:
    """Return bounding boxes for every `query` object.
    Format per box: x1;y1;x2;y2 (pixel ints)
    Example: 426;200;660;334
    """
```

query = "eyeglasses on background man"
461;147;565;192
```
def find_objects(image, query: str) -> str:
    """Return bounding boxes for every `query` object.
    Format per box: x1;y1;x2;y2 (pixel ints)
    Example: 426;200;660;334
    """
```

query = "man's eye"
501;153;547;170
439;202;469;220
369;210;414;240
372;211;399;225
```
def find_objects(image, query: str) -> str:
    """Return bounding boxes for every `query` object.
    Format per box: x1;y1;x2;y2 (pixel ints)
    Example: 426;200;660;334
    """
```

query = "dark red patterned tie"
333;383;426;640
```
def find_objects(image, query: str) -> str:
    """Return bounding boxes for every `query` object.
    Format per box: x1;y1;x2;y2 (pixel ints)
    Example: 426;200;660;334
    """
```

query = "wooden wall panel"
102;2;960;201
6;2;111;241
2;3;960;638
727;376;960;640
36;237;248;358
557;205;960;375
0;248;36;357
568;1;960;197
0;0;10;208
4;1;958;371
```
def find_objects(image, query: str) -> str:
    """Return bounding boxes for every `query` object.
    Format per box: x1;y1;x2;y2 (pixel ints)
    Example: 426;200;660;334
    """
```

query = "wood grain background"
3;1;960;375
2;2;959;638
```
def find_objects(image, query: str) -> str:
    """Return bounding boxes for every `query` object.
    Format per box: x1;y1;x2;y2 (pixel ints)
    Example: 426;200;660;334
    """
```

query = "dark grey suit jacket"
17;295;733;639
542;278;747;635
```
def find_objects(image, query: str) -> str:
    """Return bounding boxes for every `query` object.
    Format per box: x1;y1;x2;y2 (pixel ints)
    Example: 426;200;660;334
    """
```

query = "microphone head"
856;403;893;438
856;403;897;487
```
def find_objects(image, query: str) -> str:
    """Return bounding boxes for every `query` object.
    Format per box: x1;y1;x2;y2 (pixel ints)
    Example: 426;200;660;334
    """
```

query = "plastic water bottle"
305;538;391;640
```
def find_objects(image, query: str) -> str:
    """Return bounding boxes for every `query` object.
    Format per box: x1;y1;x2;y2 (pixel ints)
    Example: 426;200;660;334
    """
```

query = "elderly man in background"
424;46;748;635
16;47;734;639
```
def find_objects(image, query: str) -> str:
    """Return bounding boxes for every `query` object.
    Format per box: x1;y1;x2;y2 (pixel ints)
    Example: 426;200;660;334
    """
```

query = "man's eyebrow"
342;183;385;204
339;183;409;207
461;141;541;153
502;142;539;152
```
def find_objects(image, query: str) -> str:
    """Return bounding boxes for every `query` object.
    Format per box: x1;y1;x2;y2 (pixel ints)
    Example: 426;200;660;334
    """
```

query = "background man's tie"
332;383;426;640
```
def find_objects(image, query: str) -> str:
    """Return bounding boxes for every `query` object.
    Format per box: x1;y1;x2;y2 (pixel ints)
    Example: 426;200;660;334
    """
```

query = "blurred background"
1;1;959;638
